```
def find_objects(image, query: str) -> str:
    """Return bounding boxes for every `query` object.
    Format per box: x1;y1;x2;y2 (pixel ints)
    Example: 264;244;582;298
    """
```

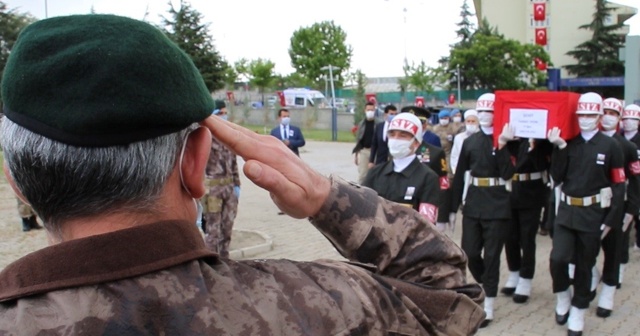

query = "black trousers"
635;215;640;248
505;207;541;279
461;216;508;297
550;224;601;309
600;227;622;286
620;222;633;264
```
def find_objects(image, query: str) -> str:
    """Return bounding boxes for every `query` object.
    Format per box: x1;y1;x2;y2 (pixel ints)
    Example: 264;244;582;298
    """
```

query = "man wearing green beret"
0;14;483;334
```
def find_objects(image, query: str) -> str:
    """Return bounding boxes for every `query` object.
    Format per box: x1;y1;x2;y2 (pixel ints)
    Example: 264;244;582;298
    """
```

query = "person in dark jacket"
369;104;398;167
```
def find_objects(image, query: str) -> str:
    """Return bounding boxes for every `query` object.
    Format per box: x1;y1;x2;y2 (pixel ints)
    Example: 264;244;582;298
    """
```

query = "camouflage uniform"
202;135;240;258
0;177;484;335
16;197;41;232
433;123;457;181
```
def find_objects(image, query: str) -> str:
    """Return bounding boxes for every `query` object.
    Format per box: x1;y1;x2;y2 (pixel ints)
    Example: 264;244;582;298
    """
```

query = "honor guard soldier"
451;92;516;327
363;113;441;224
621;104;640;254
592;98;640;318
405;106;452;234
501;135;553;303
547;92;625;336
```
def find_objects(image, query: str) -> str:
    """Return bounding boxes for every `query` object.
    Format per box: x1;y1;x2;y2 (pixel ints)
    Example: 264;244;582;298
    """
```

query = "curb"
229;229;273;259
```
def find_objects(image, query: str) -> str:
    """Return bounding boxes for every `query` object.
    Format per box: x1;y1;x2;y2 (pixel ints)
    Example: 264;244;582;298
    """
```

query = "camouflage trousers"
16;198;36;218
202;184;238;258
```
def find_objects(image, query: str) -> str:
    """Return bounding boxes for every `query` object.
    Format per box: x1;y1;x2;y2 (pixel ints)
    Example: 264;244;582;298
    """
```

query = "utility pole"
321;65;339;141
456;64;461;106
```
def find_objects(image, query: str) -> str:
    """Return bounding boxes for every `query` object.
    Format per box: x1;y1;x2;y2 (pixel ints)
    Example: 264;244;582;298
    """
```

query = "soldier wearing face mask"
547;92;625;336
451;109;464;134
621;104;640;253
363;113;440;224
433;109;456;160
590;98;640;319
450;92;516;328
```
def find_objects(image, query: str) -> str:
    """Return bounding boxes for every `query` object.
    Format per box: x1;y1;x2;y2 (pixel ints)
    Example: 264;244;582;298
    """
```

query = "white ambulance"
281;88;329;108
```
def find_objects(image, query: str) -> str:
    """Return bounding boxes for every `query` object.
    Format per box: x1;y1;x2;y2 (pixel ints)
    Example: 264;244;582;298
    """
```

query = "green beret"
1;14;214;147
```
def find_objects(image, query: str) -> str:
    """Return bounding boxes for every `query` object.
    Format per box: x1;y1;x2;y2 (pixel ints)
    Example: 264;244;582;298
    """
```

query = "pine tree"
455;0;475;45
0;1;36;105
565;0;625;77
161;0;225;92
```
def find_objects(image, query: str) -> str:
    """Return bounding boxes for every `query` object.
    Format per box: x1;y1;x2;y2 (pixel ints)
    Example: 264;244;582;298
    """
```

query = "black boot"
29;216;43;230
22;217;31;232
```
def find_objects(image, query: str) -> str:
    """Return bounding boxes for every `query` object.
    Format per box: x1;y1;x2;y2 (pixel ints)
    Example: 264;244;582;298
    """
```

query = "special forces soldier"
433;109;456;160
363;113;441;225
16;197;42;232
451;92;516;328
501;136;552;304
547;92;625;336
406;106;452;234
0;15;484;335
203;101;241;257
592;98;640;318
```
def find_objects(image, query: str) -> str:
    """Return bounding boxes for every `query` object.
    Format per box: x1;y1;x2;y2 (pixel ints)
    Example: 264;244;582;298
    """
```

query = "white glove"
623;213;634;232
601;224;611;240
448;212;456;234
436;223;447;233
547;127;567;149
498;123;516;145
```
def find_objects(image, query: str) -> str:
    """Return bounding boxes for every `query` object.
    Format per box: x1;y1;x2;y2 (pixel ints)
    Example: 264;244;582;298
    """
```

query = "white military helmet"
476;93;495;112
622;104;640;120
603;97;623;115
576;92;603;115
388;112;423;143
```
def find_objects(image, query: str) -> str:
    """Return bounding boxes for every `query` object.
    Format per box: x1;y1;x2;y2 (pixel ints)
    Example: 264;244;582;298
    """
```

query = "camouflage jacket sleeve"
310;176;468;289
231;154;240;186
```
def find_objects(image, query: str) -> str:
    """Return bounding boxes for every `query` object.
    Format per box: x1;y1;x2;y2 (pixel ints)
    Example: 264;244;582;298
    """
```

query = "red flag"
535;28;547;46
448;93;455;105
415;96;425;107
366;93;377;105
534;58;547;71
533;3;546;21
276;91;286;106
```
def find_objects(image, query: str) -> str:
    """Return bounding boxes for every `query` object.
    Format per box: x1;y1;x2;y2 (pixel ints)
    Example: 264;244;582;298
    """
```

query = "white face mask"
365;111;375;119
178;129;204;228
623;119;639;132
388;138;414;159
465;124;479;135
601;115;619;131
578;116;599;132
478;112;494;127
453;117;462;123
439;119;450;126
281;117;290;126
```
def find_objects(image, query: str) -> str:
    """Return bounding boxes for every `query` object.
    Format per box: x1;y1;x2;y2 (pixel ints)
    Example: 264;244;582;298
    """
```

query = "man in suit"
270;108;305;156
368;104;398;167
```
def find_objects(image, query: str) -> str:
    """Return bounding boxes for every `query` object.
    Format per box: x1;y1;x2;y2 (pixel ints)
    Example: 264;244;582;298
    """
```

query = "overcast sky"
10;0;640;77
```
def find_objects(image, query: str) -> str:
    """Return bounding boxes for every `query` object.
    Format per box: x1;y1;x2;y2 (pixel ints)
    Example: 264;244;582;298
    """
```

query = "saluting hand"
202;116;331;219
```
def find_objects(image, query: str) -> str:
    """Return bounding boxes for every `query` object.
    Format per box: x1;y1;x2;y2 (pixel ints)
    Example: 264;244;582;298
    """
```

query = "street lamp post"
456;64;461;106
321;65;339;141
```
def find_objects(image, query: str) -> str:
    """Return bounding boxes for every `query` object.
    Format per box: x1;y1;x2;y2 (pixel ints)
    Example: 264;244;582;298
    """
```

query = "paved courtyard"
1;140;639;335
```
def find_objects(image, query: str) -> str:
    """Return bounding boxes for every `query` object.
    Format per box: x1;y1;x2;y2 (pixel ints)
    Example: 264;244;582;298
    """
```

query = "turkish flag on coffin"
533;3;546;21
535;28;547;46
492;91;581;148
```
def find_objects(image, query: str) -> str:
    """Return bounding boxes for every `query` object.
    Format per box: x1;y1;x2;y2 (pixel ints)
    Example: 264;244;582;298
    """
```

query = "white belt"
513;172;544;182
471;177;506;187
560;192;601;207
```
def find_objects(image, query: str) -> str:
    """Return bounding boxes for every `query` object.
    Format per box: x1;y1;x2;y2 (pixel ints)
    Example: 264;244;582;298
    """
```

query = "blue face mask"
281;117;291;126
219;114;228;121
387;114;395;122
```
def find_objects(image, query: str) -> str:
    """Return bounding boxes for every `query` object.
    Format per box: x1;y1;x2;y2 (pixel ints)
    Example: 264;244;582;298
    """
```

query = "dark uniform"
416;142;451;224
601;133;640;288
549;132;625;310
451;128;515;298
364;158;441;224
503;139;552;297
624;132;640;249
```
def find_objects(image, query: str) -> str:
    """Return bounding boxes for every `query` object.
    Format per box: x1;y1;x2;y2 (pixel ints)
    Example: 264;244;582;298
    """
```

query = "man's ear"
3;163;30;205
180;127;212;199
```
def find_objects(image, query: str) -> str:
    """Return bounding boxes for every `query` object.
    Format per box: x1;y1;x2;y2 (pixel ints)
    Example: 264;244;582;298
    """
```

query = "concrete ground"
1;140;639;335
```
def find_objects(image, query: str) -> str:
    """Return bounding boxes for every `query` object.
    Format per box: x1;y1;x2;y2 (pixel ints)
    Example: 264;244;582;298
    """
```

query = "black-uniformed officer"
363;113;440;224
405;106;452;234
451;93;516;328
593;98;640;318
621;104;640;257
501;137;552;303
547;92;625;336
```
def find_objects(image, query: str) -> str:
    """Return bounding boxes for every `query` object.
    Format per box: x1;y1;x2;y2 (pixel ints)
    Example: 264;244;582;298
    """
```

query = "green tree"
282;72;314;88
455;0;475;44
0;2;36;105
289;21;352;87
161;0;225;92
221;60;238;89
565;0;625;77
353;70;367;124
404;60;437;97
449;32;550;90
246;58;277;103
